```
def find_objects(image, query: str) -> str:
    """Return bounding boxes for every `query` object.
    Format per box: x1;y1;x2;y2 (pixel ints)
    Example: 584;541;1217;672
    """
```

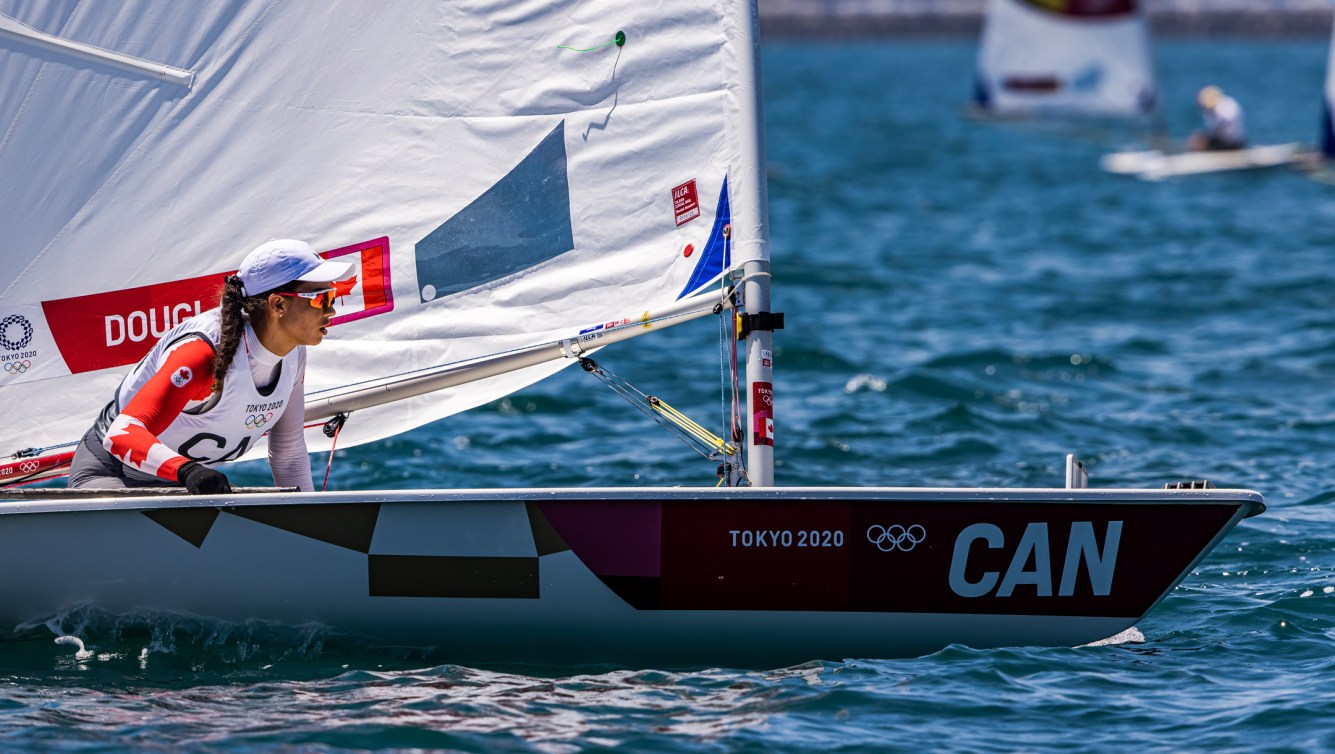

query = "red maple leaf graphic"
109;421;159;470
333;275;359;298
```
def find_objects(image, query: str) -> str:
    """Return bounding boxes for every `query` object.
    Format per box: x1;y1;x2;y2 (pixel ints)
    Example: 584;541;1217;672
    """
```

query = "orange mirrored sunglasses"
273;289;337;309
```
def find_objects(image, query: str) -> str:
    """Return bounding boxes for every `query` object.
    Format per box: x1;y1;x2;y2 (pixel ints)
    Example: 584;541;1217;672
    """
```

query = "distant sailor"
67;240;353;494
1189;85;1246;151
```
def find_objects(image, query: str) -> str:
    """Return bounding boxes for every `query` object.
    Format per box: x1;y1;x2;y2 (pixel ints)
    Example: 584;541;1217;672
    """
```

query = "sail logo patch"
0;315;34;351
171;367;193;388
0;308;48;384
672;180;700;226
0;314;40;382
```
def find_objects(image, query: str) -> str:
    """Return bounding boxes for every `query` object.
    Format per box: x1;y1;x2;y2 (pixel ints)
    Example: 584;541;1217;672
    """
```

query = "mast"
731;0;776;487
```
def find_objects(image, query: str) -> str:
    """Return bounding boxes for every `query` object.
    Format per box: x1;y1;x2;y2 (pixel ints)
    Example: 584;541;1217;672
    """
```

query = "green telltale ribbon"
557;30;626;52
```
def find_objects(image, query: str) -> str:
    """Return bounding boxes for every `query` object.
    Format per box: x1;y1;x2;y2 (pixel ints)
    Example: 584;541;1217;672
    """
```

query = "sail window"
414;122;574;302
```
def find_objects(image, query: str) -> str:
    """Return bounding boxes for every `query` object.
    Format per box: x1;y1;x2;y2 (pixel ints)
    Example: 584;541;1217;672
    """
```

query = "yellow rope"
650;397;736;456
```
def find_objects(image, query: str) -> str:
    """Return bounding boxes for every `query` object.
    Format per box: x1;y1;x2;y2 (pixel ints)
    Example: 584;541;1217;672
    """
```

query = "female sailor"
67;239;352;494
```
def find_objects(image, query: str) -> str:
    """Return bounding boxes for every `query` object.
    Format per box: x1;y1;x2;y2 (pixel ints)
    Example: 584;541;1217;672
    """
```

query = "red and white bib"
101;309;301;481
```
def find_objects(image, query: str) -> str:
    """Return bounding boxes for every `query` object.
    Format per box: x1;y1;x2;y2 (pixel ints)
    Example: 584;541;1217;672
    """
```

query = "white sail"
1323;14;1335;158
974;0;1156;118
0;1;753;465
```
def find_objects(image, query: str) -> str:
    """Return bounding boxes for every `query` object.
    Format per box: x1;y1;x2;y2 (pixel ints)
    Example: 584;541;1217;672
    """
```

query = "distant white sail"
1323;14;1335;157
974;0;1156;117
0;2;754;462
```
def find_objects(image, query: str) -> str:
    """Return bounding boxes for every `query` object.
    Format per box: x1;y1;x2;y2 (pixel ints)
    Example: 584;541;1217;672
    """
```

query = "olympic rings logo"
3;360;30;374
0;315;33;351
867;524;926;552
245;413;274;429
18;461;40;474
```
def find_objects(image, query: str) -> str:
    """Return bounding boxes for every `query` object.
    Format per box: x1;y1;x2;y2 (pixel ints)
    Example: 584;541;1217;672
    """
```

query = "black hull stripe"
369;555;539;598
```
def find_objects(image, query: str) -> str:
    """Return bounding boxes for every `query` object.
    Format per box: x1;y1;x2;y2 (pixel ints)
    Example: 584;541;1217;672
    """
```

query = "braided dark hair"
212;275;298;394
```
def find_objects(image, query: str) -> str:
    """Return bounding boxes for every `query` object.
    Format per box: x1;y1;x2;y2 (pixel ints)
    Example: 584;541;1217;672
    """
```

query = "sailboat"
1101;141;1302;181
0;1;1262;667
1093;10;1305;180
972;0;1158;118
1322;14;1335;165
1296;14;1335;177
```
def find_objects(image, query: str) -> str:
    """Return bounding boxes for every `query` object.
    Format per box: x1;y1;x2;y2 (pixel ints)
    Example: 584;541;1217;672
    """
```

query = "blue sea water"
6;39;1335;752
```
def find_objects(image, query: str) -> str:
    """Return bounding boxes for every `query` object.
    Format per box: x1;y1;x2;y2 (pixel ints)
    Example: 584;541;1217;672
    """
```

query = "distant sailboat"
1101;142;1301;181
1296;14;1335;176
1099;13;1308;181
973;0;1157;118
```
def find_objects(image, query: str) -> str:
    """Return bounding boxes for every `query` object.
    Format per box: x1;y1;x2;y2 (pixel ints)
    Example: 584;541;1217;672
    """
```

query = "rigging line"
714;283;743;472
718;289;728;459
305;304;717;401
321;413;348;492
721;184;745;468
10;441;79;459
600;379;715;460
727;231;744;453
717;267;734;454
650;398;735;456
579;358;730;461
729;271;771;290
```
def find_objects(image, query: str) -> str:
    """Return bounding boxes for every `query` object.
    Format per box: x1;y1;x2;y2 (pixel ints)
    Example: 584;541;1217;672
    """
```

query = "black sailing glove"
178;461;232;495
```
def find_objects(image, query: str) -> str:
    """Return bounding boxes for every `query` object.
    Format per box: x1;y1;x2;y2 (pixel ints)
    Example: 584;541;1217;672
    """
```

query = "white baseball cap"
236;239;354;296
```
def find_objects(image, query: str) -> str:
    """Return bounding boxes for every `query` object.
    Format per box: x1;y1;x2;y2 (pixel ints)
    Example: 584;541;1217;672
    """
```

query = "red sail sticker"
42;273;229;375
326;236;394;326
40;237;394;375
752;381;774;446
672;179;700;226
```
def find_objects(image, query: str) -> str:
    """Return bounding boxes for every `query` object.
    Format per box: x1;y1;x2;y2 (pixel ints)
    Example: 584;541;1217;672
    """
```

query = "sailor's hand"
178;461;232;495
